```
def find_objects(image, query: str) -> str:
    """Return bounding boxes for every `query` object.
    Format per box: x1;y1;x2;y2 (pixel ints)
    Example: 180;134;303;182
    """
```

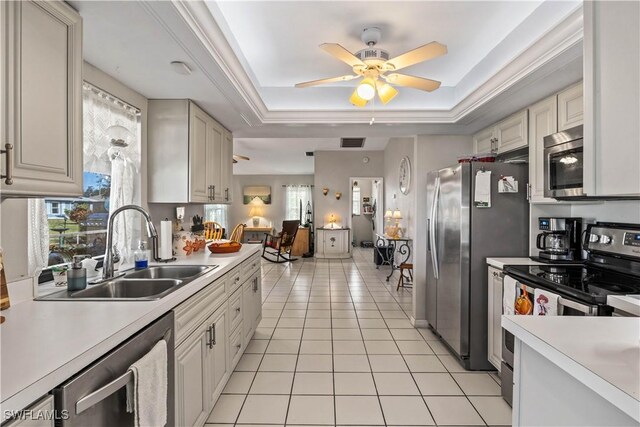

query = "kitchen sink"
36;265;217;301
70;278;182;299
124;265;211;280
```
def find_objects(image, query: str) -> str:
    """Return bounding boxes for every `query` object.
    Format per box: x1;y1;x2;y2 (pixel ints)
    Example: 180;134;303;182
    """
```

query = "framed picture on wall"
243;185;272;204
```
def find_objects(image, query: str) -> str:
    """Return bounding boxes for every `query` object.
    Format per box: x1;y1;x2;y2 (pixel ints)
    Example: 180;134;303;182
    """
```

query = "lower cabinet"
4;395;54;427
487;266;504;372
175;303;228;427
174;254;262;427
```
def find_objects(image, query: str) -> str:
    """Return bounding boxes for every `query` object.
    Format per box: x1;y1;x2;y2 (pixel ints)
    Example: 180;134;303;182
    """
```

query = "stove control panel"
587;225;640;258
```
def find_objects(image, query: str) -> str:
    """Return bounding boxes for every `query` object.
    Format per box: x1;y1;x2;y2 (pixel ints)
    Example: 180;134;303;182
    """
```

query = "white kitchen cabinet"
148;100;232;203
175;302;228;427
175;320;210;427
4;395;54;427
316;228;351;259
528;95;558;203
495;109;528;154
0;0;82;197
220;130;234;203
487;266;504;372
472;126;495;154
557;82;583;131
242;273;261;343
584;1;640;198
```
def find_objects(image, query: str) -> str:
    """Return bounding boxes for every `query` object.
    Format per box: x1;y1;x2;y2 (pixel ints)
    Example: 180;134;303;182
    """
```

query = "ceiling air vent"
340;137;366;148
306;152;314;157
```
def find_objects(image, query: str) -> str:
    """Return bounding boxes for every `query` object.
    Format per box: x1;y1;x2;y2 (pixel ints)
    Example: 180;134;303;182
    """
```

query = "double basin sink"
37;265;217;301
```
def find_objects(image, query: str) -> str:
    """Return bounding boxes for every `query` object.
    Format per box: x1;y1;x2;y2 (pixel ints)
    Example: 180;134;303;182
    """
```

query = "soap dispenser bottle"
67;255;89;291
134;240;149;270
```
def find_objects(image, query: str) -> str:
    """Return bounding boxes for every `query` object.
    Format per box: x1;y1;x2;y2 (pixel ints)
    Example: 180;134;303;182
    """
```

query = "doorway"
348;177;384;247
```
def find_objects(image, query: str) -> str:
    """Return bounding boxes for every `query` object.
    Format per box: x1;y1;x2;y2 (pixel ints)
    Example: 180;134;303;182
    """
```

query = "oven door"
544;137;584;199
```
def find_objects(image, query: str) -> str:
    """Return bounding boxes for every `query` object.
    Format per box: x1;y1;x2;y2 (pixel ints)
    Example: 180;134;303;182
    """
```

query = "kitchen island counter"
0;245;261;419
502;315;640;426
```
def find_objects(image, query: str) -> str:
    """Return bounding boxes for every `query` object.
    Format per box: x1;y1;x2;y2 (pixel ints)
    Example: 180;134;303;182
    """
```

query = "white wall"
384;138;415;240
412;135;473;325
229;175;314;230
313;151;385;230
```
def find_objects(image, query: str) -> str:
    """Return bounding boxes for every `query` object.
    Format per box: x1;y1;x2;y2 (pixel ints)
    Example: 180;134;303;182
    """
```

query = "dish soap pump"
67;255;89;291
134;240;149;270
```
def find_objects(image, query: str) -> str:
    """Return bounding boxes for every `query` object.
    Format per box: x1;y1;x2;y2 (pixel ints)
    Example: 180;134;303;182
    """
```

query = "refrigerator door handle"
430;178;440;279
426;219;431;251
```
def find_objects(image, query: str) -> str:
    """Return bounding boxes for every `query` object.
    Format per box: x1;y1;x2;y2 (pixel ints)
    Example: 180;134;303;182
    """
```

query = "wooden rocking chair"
262;220;300;263
204;221;224;240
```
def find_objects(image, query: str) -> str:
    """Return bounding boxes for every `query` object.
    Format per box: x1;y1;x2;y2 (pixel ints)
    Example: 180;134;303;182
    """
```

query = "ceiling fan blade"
384;73;441;92
233;154;250;161
295;74;358;88
384;41;447;71
320;43;365;68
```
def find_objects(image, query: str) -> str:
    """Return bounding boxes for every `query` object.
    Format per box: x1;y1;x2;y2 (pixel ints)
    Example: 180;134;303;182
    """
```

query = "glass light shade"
356;78;376;100
392;209;402;219
376;81;398;105
350;89;367;107
384;210;393;219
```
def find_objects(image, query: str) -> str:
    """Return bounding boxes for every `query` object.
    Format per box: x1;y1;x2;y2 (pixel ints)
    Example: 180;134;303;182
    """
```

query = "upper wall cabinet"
528;95;558;203
0;1;83;197
148;100;233;204
584;1;640;198
220;130;233;203
473;109;528;155
557;82;583;131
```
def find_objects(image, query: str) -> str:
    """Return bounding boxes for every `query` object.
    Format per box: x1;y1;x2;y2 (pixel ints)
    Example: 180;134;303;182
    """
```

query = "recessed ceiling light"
170;61;192;75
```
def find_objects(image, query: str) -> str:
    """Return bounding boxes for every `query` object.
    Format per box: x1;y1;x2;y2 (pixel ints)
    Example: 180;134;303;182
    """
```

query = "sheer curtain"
28;199;50;277
284;185;313;222
83;83;141;264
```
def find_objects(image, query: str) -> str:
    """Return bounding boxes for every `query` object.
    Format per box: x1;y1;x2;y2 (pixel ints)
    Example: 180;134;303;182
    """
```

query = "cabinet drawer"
174;278;226;346
225;266;242;295
228;287;243;334
4;395;54;427
229;322;244;370
240;253;260;283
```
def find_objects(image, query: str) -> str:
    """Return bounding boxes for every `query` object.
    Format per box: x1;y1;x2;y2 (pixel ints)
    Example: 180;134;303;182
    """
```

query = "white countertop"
0;245;260;418
486;257;546;269
502;316;640;421
608;295;640;317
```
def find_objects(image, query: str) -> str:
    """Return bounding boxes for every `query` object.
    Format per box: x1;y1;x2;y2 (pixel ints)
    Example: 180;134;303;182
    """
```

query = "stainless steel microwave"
544;125;584;199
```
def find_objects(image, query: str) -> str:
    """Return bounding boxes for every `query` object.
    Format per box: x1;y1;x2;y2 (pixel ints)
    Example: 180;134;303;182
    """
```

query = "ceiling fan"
233;154;250;164
295;27;447;107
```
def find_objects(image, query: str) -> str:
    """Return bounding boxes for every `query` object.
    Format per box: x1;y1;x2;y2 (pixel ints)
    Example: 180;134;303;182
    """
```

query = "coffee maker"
535;217;583;261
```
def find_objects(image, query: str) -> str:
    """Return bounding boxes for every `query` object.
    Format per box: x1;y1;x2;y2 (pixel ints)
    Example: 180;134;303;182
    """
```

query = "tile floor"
207;248;511;426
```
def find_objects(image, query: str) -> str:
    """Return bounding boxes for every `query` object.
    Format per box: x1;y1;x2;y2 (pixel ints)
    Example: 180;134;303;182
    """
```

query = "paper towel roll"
159;220;173;260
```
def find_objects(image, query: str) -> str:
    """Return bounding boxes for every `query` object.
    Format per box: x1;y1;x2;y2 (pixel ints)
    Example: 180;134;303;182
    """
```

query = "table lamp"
249;198;264;227
390;209;402;237
384;209;393;235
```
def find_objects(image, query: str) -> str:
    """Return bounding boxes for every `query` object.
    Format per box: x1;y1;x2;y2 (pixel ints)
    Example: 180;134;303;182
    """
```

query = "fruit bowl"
208;240;242;254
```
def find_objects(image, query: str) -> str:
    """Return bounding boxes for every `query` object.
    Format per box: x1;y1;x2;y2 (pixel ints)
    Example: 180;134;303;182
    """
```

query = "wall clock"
399;156;411;195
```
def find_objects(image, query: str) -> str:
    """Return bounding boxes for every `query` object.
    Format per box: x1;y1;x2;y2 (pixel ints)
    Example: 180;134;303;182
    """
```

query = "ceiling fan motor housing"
355;48;390;68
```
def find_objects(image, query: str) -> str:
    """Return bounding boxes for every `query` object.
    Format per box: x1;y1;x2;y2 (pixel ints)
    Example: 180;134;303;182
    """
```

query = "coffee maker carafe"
536;217;582;261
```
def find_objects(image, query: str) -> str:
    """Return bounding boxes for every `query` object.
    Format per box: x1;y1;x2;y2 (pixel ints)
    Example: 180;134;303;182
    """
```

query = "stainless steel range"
500;222;640;405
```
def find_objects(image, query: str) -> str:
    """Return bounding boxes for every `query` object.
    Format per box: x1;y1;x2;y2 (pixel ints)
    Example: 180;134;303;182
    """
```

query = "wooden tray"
208;241;242;254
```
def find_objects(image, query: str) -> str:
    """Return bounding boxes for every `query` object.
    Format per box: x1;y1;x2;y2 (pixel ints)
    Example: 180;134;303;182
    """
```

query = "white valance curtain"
284;185;313;222
83;83;141;264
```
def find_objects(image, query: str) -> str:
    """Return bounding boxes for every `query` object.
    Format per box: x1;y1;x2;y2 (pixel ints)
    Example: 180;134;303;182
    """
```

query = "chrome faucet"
100;204;158;281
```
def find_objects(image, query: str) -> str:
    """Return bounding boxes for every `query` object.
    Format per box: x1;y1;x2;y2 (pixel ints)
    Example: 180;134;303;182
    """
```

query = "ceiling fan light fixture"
376;81;398;105
350;89;368;107
356;78;376;101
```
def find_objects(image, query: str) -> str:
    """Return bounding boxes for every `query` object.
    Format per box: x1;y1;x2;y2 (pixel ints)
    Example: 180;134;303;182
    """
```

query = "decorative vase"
252;217;259;227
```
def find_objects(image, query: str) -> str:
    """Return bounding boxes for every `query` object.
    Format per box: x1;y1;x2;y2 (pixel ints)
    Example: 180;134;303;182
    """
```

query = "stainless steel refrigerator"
426;162;528;370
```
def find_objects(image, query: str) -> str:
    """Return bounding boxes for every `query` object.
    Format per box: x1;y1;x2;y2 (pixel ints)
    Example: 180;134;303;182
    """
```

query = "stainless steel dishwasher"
53;312;175;426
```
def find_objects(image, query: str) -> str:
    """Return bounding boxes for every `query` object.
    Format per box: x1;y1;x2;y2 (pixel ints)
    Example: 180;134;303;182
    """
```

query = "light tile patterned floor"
206;248;511;427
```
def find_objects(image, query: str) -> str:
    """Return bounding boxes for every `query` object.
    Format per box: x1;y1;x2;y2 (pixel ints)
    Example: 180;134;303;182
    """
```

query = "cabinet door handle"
526;183;531;201
252;277;258;292
1;143;14;185
236;343;242;350
225;188;229;201
206;326;213;349
212;185;216;200
236;307;241;313
211;323;216;345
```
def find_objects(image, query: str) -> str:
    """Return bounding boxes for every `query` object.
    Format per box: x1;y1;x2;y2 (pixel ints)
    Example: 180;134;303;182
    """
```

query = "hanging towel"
126;340;168;427
534;288;562;316
514;288;533;315
503;275;517;315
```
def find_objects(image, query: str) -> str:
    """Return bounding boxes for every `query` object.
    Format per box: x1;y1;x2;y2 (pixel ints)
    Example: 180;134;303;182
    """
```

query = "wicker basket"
208;241;242;254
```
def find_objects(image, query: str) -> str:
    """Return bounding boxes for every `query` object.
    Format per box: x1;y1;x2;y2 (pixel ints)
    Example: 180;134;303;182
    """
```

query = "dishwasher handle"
75;329;172;415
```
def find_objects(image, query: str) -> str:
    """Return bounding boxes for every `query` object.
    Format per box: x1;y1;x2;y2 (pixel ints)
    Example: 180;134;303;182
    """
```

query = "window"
204;204;229;235
40;83;142;268
352;186;361;216
284;185;313;223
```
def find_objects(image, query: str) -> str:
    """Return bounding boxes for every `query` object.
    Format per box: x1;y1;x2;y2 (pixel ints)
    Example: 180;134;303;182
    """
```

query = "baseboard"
411;317;429;328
